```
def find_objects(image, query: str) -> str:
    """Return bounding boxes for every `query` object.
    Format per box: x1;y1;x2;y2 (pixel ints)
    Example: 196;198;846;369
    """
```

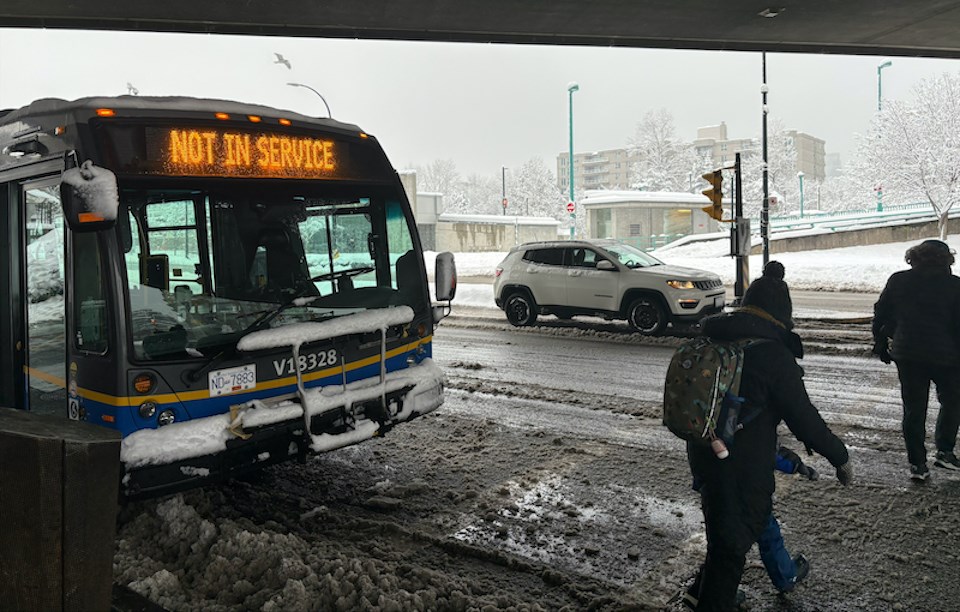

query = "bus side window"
73;233;108;353
123;210;143;285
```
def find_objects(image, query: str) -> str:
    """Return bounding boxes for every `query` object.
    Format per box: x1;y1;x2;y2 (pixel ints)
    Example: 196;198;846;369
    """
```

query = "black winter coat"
873;265;960;365
688;309;849;497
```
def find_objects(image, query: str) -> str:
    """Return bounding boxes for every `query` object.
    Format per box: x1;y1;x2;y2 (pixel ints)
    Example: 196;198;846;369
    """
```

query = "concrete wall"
754;216;960;254
435;221;558;252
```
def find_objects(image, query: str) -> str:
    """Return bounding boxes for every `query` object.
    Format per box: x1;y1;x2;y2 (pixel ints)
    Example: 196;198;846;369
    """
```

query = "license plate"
714;296;725;308
208;364;257;397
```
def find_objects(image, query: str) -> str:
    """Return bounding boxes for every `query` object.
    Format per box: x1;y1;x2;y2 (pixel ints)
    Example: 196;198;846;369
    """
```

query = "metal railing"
621;234;686;251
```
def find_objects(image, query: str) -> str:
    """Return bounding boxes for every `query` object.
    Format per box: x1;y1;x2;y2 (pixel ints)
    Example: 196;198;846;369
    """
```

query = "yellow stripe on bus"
71;336;431;408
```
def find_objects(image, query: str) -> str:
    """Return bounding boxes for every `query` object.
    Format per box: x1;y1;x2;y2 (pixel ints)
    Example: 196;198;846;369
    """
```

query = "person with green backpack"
680;261;852;611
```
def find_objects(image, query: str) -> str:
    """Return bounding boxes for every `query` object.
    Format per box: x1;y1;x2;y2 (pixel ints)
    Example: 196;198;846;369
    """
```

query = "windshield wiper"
183;267;372;384
183;294;320;384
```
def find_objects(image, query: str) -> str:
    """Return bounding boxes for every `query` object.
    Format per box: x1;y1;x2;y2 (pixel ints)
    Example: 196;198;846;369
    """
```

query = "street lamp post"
567;82;579;240
287;82;332;118
876;61;892;213
797;171;805;218
877;60;892;112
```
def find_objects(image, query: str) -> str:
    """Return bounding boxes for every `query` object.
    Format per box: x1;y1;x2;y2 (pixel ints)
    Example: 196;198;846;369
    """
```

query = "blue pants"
757;513;796;592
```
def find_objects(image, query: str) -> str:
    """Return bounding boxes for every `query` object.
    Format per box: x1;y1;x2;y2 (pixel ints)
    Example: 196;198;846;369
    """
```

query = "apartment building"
557;122;827;194
557;148;638;195
693;122;826;182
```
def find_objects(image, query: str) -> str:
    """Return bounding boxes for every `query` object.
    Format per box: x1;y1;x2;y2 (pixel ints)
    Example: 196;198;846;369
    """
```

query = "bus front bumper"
121;360;444;499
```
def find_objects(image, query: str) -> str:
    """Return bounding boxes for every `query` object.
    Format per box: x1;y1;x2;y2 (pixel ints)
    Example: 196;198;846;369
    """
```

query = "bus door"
0;181;20;409
21;179;67;417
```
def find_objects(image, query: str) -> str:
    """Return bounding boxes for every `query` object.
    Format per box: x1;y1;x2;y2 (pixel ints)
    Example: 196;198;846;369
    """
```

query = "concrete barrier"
0;407;121;611
753;216;960;254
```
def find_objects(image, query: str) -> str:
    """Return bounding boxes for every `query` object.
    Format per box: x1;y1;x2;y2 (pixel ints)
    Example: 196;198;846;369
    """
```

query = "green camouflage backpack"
663;336;764;447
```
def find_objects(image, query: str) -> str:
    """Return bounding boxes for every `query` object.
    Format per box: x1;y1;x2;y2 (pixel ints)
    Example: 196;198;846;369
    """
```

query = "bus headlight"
158;409;176;426
138;401;157;418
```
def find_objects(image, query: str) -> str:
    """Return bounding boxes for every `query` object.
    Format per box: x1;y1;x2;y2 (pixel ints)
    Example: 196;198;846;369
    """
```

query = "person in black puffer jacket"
873;239;960;481
685;261;852;612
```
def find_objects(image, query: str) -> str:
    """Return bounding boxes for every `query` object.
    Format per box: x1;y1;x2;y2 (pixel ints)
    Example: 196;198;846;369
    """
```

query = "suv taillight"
495;267;503;277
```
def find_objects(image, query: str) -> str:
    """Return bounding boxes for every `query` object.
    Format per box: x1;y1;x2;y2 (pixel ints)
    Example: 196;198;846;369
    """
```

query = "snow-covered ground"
111;233;959;611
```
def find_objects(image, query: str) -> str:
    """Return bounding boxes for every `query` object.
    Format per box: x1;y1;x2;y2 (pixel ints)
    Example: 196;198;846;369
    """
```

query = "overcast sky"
1;28;957;178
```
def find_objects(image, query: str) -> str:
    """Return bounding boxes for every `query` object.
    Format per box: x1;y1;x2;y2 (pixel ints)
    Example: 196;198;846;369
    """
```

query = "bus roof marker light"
279;118;292;126
215;112;230;120
96;108;115;117
248;115;262;123
78;212;106;224
359;132;369;139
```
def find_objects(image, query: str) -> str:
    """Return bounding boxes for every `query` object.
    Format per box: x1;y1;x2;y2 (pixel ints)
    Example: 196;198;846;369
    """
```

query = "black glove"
835;461;853;486
796;463;819;481
872;341;892;364
777;446;803;469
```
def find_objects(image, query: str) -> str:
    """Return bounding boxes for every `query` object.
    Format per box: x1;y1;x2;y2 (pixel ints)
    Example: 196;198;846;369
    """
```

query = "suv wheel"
628;297;667;335
505;291;538;326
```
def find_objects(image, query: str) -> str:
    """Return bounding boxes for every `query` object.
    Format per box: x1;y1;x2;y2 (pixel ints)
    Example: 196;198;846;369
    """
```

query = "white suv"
493;239;725;334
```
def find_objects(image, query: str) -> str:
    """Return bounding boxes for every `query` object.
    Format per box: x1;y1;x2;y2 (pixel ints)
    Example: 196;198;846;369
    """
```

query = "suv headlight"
667;280;696;289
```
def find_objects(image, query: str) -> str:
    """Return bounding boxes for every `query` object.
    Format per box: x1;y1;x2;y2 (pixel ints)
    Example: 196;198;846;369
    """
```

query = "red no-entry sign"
566;202;575;212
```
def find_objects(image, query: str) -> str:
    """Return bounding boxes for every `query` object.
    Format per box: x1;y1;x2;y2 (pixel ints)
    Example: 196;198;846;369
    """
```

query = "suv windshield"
120;184;422;360
600;242;664;269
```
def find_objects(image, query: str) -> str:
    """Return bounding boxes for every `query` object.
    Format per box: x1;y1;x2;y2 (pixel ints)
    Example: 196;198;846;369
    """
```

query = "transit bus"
0;96;456;498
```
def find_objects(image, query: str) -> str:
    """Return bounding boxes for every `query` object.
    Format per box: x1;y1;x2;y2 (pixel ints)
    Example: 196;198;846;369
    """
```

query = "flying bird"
126;82;139;96
273;53;292;69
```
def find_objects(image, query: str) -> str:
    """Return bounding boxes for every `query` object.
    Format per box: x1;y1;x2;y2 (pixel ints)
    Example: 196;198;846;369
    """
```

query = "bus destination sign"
99;124;393;181
161;128;338;178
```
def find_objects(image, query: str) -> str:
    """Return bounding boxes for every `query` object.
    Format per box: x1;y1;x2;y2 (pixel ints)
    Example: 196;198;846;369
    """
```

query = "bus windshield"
121;184;424;361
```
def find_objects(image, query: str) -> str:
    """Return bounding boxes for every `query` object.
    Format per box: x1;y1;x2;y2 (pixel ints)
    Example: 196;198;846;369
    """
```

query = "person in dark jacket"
685;261;852;611
872;239;960;481
683;444;814;610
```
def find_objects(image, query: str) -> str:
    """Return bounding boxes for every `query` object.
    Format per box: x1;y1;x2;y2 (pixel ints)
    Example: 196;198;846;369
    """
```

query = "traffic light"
701;169;725;221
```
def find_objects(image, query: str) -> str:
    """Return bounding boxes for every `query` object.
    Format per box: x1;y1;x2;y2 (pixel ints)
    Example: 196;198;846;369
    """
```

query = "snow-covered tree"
460;173;500;215
627;109;697;192
863;73;960;239
509;157;567;219
413;159;469;213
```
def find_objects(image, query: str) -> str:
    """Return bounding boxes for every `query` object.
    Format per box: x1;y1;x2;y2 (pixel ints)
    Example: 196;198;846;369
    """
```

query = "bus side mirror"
61;160;119;232
433;252;456;324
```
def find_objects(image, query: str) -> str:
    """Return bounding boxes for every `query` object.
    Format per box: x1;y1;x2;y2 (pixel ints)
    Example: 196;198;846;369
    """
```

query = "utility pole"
501;166;507;216
761;52;770;267
733;153;749;304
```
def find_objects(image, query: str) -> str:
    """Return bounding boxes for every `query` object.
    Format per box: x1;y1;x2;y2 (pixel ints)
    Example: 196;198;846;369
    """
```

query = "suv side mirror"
61;159;119;232
596;259;617;271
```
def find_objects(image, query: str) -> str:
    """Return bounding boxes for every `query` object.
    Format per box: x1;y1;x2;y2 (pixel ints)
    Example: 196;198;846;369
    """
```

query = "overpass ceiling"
3;1;960;59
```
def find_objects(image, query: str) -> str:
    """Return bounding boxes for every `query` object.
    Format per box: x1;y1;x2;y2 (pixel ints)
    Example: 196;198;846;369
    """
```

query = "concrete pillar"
0;407;121;611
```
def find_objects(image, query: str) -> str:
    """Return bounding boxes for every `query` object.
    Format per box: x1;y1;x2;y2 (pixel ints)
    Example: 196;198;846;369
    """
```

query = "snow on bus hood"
632;264;719;281
119;358;444;468
237;306;415;352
